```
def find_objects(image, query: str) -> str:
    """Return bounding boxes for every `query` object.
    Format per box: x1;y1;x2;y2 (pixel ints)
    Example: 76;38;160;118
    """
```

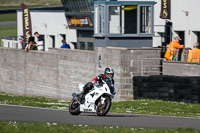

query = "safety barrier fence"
1;36;18;48
133;75;200;103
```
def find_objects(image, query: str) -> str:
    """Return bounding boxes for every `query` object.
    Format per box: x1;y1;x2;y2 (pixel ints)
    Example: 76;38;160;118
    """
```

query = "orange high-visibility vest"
187;48;200;62
164;41;184;61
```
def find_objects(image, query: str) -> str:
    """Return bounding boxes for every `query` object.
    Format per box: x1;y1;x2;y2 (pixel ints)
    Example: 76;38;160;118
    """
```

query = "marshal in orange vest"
164;36;184;61
187;43;200;62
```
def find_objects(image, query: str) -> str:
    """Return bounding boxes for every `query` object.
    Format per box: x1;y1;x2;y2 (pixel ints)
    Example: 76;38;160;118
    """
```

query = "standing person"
34;32;45;51
19;37;26;50
187;43;200;62
60;40;71;49
164;36;184;61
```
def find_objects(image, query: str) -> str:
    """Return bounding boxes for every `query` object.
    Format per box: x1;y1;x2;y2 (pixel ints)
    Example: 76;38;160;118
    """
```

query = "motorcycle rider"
79;67;115;103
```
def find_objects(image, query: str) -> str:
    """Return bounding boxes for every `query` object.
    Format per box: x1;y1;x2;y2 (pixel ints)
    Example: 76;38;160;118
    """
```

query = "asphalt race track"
0;21;17;27
0;104;200;130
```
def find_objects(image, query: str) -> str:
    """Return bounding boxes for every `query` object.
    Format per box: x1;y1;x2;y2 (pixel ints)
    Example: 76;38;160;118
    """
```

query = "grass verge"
0;121;200;133
0;92;200;118
0;0;62;8
0;92;68;110
110;100;200;118
0;13;17;22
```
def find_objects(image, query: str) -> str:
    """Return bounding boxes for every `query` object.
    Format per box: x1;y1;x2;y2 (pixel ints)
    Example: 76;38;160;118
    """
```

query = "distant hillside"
0;0;62;9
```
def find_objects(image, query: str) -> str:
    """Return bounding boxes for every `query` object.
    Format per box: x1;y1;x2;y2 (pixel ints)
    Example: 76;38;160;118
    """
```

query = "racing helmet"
104;67;114;79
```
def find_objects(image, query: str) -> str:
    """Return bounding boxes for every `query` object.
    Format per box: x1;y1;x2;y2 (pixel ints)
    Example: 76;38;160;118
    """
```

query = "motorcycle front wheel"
69;98;81;115
96;96;111;116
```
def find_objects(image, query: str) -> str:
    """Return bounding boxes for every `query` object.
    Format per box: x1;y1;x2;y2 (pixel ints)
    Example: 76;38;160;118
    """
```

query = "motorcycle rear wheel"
96;96;111;116
69;99;81;115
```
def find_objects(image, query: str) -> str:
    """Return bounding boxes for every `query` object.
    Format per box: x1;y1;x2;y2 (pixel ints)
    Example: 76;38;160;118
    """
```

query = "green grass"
0;121;200;133
0;26;17;37
0;92;200;118
0;92;69;110
110;100;200;118
0;0;62;8
0;13;17;22
0;26;17;46
0;5;62;10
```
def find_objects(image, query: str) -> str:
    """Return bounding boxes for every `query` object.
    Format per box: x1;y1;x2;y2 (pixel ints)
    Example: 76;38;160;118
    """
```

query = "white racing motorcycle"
69;78;116;116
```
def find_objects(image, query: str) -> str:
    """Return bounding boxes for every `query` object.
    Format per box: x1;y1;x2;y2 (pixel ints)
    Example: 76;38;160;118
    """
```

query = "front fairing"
80;79;115;112
103;78;115;95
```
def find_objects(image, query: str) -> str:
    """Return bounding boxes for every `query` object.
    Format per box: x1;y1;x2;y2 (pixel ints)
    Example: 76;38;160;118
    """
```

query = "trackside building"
12;0;200;50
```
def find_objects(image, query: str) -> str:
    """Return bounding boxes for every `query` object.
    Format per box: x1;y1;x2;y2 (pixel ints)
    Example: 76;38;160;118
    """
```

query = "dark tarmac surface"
0;104;200;129
0;21;16;27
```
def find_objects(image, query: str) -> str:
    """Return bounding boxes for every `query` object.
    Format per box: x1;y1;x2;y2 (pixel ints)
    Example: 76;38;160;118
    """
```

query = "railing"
1;36;18;48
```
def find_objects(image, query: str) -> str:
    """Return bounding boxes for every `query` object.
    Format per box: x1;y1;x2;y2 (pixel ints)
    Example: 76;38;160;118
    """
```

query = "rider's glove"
112;90;116;95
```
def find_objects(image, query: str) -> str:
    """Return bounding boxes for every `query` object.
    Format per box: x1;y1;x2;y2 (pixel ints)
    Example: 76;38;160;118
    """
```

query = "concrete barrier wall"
50;49;96;100
0;49;27;96
119;48;162;100
163;61;200;76
0;48;96;100
0;47;162;101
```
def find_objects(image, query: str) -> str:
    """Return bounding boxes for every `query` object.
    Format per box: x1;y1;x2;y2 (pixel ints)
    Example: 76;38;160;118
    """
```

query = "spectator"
60;40;71;49
34;32;45;51
25;37;38;51
164;36;184;61
28;36;34;44
187;43;200;62
19;37;26;50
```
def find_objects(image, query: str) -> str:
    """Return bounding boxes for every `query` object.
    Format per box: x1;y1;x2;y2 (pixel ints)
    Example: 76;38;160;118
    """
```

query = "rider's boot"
79;91;85;104
79;83;91;104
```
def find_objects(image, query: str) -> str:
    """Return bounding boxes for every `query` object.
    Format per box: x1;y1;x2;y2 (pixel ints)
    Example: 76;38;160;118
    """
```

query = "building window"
99;6;102;33
80;42;86;50
176;31;185;45
109;6;121;34
49;35;55;48
94;2;154;37
195;32;200;45
94;6;99;34
94;5;105;35
101;6;105;34
122;5;138;34
72;42;77;49
140;6;152;34
60;34;66;40
87;42;94;51
108;5;138;34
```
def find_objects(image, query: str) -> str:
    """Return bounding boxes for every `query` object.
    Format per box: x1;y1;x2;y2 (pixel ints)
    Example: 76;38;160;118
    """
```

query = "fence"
1;36;18;48
133;75;200;103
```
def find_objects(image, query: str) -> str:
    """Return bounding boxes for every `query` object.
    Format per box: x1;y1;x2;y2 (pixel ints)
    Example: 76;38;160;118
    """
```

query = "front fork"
100;97;106;104
72;93;81;104
97;96;106;109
